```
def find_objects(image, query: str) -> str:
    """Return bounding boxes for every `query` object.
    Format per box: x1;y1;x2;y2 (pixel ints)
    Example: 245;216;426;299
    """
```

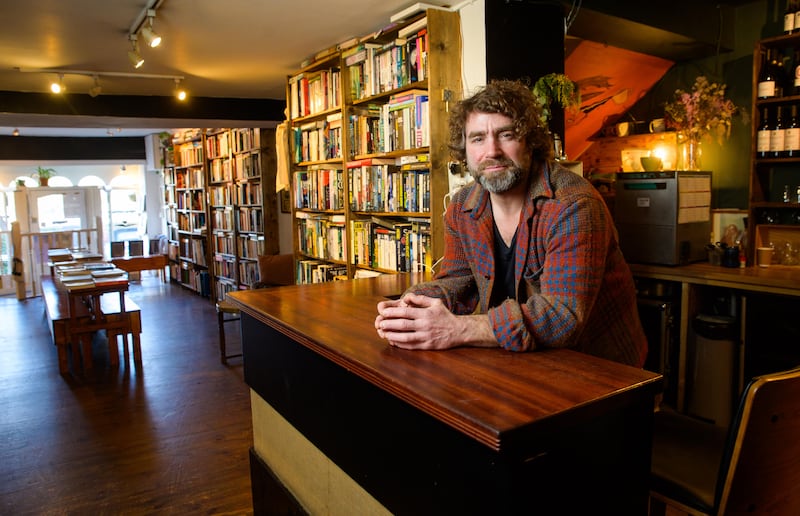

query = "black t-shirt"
489;221;517;308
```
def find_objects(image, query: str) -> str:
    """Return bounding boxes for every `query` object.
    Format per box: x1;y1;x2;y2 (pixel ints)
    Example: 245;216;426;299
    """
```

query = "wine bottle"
771;105;786;158
786;105;800;157
786;0;796;34
795;1;800;32
794;50;800;96
757;107;771;158
775;51;788;97
758;49;778;99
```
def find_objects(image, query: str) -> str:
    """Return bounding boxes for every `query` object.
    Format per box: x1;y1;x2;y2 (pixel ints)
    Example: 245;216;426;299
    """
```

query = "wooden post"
11;221;26;300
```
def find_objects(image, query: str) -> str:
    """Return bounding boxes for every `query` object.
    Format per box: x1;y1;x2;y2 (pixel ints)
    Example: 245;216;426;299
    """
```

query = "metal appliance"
614;171;711;265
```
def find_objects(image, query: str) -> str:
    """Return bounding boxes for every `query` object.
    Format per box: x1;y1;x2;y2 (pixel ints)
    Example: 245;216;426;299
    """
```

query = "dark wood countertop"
629;262;800;297
228;273;662;452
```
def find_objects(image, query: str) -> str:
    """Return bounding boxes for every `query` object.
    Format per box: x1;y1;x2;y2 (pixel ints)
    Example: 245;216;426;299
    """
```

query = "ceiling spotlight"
50;74;65;94
174;79;187;101
140;10;162;48
128;35;144;69
89;75;102;97
12;128;20;136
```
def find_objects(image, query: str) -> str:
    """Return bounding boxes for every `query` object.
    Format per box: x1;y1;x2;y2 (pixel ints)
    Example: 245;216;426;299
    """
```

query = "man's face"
464;112;530;193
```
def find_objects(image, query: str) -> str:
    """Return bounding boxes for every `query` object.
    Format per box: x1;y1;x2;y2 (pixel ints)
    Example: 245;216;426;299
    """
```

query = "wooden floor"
0;274;253;515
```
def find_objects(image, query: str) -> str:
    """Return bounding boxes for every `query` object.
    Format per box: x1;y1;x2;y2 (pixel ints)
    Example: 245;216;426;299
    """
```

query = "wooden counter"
629;262;800;412
229;274;662;515
629;262;800;298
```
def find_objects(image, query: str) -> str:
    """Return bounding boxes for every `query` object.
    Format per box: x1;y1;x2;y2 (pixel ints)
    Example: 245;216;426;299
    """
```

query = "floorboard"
0;274;252;515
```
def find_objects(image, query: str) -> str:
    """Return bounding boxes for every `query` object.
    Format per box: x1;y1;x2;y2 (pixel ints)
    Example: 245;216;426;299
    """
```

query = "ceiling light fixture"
140;9;162;48
89;75;102;97
12;128;20;136
16;67;185;99
128;35;144;69
50;74;65;94
174;78;187;101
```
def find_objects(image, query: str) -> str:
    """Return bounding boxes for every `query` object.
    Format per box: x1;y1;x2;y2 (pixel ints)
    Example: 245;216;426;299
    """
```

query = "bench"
111;254;168;282
41;276;142;374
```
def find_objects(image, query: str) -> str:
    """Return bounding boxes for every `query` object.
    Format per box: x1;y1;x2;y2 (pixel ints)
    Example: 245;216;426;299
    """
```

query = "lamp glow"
128;35;144;69
140;26;161;48
50;74;64;94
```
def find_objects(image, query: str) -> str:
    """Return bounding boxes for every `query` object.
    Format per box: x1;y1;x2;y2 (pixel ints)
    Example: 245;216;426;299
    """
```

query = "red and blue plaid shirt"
407;162;648;367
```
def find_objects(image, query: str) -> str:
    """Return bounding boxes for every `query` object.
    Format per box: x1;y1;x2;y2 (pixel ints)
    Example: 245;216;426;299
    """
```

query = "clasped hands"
375;293;461;350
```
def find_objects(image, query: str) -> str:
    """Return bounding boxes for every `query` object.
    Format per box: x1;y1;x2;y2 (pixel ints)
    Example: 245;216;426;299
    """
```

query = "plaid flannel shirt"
407;162;647;367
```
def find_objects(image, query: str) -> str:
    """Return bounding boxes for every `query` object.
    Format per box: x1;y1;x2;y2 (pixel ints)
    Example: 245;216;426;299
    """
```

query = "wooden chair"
650;366;800;515
215;254;295;365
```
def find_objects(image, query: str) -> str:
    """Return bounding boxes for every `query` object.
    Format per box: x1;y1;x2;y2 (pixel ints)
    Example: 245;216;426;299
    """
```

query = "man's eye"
500;131;515;140
470;136;484;143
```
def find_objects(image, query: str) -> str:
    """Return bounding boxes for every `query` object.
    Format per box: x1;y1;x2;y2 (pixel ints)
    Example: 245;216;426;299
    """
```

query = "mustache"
478;158;516;171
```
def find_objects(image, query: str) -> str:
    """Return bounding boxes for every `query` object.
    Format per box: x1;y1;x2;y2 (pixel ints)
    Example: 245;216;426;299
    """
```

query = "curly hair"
448;79;552;164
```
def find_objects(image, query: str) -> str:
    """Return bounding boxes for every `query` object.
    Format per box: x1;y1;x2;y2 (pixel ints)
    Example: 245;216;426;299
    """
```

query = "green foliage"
532;73;581;123
33;166;56;179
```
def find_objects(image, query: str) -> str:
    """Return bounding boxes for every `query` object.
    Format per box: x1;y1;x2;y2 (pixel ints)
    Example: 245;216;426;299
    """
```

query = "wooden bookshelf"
208;127;279;301
287;8;462;283
164;127;279;300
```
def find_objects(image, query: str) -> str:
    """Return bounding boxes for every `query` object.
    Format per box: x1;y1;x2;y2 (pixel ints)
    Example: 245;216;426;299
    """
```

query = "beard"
469;158;524;193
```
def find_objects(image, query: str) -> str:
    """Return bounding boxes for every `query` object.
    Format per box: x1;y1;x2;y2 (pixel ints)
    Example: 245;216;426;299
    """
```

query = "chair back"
715;366;800;514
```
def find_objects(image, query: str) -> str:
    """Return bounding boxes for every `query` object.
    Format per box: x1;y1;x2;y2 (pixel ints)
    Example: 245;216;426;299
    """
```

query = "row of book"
176;190;205;211
236;182;262;205
292;112;343;163
175;141;204;167
174;167;205;189
351;216;432;273
293;166;345;211
179;236;207;266
296;259;348;284
177;212;207;234
344;20;428;101
296;213;346;262
174;265;210;297
238;206;263;233
348;89;429;156
210;186;233;206
348;157;431;213
288;67;342;120
208;157;234;183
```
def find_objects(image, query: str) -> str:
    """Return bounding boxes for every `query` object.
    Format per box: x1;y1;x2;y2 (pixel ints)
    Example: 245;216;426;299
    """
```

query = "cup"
616;122;630;137
649;118;666;133
640;156;663;171
757;246;774;267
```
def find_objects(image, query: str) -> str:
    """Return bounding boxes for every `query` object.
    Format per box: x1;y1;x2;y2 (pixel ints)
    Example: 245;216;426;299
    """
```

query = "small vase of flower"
663;76;743;170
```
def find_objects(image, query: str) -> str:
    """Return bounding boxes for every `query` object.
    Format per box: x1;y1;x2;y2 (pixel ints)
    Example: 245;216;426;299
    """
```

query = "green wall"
627;1;780;209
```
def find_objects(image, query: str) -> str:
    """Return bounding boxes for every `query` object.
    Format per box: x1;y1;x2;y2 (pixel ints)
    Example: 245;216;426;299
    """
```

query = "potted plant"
33;166;57;186
532;72;581;125
532;73;581;160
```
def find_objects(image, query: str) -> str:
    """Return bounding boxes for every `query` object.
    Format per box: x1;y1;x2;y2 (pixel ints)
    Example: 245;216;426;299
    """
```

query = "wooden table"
229;274;663;515
41;276;142;374
111;254;169;282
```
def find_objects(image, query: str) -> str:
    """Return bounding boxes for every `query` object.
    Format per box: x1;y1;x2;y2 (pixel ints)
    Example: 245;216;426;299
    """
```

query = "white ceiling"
0;0;454;137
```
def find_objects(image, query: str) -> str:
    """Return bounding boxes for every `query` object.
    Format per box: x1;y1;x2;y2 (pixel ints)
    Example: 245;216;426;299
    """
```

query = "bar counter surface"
229;273;662;515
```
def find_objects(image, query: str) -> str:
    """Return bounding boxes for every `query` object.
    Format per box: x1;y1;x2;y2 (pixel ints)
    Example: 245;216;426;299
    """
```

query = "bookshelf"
287;8;462;283
170;130;211;296
164;127;279;300
208;127;279;301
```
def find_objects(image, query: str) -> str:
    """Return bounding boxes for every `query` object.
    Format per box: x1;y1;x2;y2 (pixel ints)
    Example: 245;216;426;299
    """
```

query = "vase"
679;134;702;171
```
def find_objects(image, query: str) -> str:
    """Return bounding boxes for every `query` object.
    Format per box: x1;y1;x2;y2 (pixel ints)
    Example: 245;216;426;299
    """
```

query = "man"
375;79;647;367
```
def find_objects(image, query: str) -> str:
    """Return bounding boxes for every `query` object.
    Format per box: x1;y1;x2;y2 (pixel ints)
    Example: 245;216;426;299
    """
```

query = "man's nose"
485;135;503;156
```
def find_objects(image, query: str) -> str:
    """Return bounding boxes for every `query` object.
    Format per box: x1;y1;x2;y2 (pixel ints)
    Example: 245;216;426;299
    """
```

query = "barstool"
216;298;242;365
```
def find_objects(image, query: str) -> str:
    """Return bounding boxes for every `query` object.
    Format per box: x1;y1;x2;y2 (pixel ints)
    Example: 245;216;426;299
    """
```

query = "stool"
216;299;242;365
